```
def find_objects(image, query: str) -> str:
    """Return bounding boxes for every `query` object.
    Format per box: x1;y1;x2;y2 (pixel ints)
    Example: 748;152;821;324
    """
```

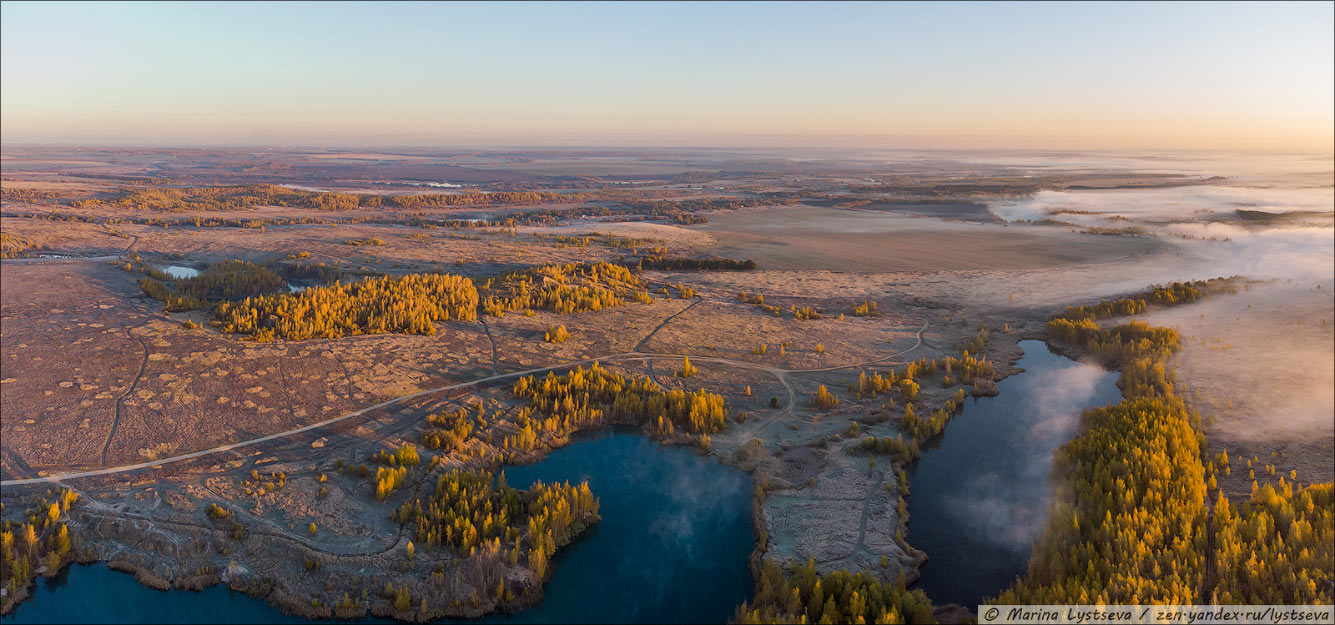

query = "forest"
1210;481;1334;603
897;389;968;440
0;490;80;614
995;392;1209;604
734;559;935;624
419;404;487;453
996;282;1333;606
459;194;786;226
480;261;649;317
277;259;366;285
367;190;591;210
510;362;729;444
1057;278;1240;322
134;259;287;312
214;272;478;341
70;184;354;212
65;184;593;213
390;469;599;581
3;207;518;231
0;187;66;203
854;433;921;465
636;255;757;272
0;232;47;259
54;183;794;220
1046;318;1180;368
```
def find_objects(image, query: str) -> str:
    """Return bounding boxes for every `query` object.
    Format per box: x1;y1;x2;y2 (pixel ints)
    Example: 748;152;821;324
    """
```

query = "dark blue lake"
4;342;1111;620
907;339;1121;607
3;429;755;624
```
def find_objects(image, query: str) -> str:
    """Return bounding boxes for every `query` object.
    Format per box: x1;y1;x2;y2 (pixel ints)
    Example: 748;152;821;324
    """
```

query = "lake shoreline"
3;430;754;625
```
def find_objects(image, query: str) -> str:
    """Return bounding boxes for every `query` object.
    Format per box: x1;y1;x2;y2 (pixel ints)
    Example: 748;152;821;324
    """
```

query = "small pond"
157;265;201;279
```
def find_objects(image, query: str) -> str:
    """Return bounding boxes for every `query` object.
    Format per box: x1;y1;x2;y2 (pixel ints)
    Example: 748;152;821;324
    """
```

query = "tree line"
636;256;757;272
0;232;48;259
167;257;720;343
1057;278;1240;322
1;490;79;614
66;184;597;213
480;261;649;317
4;207;528;231
133;259;287;312
215;272;478;341
511;362;729;445
994;281;1333;606
390;468;598;582
733;558;935;624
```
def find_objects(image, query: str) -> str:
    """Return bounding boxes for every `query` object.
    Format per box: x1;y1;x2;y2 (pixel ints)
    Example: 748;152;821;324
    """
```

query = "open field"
692;206;1164;271
1;147;1331;619
1;0;1332;619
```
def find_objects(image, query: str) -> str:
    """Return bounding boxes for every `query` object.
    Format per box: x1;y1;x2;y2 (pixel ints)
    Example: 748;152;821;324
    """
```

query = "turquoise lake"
2;429;755;624
2;340;1117;621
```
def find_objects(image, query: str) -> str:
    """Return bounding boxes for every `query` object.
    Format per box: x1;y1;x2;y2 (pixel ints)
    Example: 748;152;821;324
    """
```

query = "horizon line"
4;142;1333;158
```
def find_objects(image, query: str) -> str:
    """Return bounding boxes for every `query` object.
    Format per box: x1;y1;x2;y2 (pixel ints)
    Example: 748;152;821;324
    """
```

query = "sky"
1;1;1332;151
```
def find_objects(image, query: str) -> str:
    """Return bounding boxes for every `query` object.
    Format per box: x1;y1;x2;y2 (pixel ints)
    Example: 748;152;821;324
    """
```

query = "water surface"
907;340;1121;607
158;265;201;279
2;430;753;624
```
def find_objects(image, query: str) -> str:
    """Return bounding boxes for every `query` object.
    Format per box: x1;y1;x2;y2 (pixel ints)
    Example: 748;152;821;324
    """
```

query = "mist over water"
436;428;754;624
877;151;1333;182
985;160;1333;285
1;430;754;625
908;341;1123;607
976;154;1334;488
991;185;1334;224
1166;225;1335;282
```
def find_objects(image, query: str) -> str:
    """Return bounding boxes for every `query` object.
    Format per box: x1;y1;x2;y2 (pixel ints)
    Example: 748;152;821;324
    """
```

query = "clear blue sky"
2;1;1331;150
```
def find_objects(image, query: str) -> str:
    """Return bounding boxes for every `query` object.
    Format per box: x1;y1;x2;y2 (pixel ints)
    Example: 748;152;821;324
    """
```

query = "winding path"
99;280;163;466
3;319;930;487
753;322;928;435
480;318;500;375
813;467;887;567
100;332;151;465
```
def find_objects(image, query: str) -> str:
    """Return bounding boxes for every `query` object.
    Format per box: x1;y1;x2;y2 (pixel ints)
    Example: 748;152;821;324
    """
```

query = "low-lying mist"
941;361;1111;553
981;166;1334;486
989;182;1334;285
992;185;1333;223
